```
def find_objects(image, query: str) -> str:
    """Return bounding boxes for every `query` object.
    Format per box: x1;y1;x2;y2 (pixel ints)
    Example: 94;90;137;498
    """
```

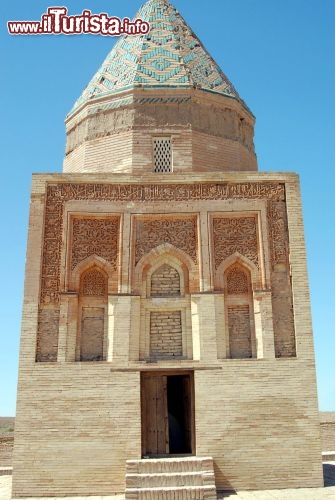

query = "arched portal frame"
133;244;197;362
215;253;259;360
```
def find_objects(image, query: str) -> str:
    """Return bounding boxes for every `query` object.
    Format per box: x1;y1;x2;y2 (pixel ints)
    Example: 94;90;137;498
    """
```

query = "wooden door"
141;375;169;456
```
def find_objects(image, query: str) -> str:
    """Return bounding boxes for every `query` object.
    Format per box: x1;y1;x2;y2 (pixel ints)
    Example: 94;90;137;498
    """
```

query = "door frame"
141;370;195;457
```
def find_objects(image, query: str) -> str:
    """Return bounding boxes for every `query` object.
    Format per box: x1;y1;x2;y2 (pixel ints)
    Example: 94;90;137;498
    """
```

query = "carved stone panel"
81;269;107;296
267;201;289;265
213;217;259;270
37;181;286;362
40;181;284;304
135;217;198;265
226;266;249;295
267;200;296;357
71;217;119;270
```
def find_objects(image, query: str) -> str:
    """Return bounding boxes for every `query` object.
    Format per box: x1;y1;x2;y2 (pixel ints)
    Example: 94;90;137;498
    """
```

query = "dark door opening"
141;372;194;457
167;376;191;454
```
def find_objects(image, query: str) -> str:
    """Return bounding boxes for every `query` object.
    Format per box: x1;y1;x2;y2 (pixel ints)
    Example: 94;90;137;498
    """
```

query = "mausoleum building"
12;0;323;498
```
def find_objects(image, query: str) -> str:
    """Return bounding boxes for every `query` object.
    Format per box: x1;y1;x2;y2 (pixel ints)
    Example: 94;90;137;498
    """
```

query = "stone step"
126;457;214;474
125;457;217;499
125;485;217;500
126;471;215;488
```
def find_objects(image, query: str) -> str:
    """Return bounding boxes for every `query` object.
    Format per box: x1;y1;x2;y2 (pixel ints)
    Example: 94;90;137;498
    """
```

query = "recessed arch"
214;251;260;291
133;243;198;296
69;254;116;294
221;256;256;360
133;243;195;363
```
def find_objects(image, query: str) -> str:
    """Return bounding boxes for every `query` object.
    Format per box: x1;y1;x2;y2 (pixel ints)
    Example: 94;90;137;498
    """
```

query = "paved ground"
0;463;334;500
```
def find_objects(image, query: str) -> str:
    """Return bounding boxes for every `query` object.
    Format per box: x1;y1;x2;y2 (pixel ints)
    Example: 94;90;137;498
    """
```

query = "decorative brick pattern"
81;269;107;296
226;265;249;295
71;0;240;114
267;201;296;357
151;264;181;297
153;138;172;173
71;217;119;271
40;181;282;304
213;217;259;270
150;311;182;359
268;201;289;265
135;217;198;265
228;305;252;359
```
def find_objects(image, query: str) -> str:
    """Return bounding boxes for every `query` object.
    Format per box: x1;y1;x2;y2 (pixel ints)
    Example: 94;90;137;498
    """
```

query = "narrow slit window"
153;137;172;172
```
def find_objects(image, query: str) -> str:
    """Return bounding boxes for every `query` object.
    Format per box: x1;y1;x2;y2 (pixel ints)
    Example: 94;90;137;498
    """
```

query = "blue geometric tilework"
70;0;242;115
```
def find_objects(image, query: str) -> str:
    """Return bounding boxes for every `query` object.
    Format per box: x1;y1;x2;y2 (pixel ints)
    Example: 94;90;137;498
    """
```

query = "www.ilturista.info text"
7;7;150;35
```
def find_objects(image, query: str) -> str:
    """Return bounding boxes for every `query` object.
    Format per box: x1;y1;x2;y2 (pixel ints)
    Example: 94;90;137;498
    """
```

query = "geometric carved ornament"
267;201;288;265
81;269;107;296
37;181;287;362
226;265;249;295
213;217;259;270
40;182;284;305
71;217;119;270
135;217;197;265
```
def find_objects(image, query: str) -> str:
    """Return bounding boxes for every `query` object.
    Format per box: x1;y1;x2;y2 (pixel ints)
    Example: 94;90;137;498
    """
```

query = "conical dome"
70;0;245;115
64;0;257;174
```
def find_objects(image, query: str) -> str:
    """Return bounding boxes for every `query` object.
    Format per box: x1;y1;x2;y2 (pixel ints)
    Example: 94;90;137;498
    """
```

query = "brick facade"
12;172;324;496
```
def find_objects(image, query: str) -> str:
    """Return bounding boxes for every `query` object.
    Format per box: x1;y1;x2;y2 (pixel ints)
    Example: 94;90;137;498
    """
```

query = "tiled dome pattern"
70;0;242;114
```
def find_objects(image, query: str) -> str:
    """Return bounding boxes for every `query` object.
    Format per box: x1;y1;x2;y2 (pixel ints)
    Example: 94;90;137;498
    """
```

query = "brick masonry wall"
151;264;180;297
36;308;60;362
80;307;104;361
192;130;257;172
195;363;323;490
320;412;335;451
64;89;257;175
227;305;252;358
150;311;182;359
12;368;141;497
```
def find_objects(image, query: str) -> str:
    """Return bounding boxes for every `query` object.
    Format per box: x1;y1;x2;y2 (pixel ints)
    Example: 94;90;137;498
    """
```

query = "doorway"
141;372;194;457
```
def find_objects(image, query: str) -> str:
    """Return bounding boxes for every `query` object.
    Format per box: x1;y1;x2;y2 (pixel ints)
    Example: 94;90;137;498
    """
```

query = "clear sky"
1;0;334;416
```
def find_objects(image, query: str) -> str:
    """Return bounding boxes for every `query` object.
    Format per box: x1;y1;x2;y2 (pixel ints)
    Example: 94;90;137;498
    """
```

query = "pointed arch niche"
59;255;115;362
224;262;255;359
77;266;108;361
133;244;196;362
215;253;275;360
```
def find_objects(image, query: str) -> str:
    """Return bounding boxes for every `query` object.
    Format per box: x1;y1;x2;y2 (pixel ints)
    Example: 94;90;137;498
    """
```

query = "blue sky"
1;0;334;416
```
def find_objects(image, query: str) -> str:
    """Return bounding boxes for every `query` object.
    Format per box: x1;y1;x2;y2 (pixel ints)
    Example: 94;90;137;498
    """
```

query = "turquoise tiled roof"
70;0;242;114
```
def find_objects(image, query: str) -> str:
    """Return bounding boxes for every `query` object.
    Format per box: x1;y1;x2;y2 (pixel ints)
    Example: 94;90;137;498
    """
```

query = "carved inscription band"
46;182;285;202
